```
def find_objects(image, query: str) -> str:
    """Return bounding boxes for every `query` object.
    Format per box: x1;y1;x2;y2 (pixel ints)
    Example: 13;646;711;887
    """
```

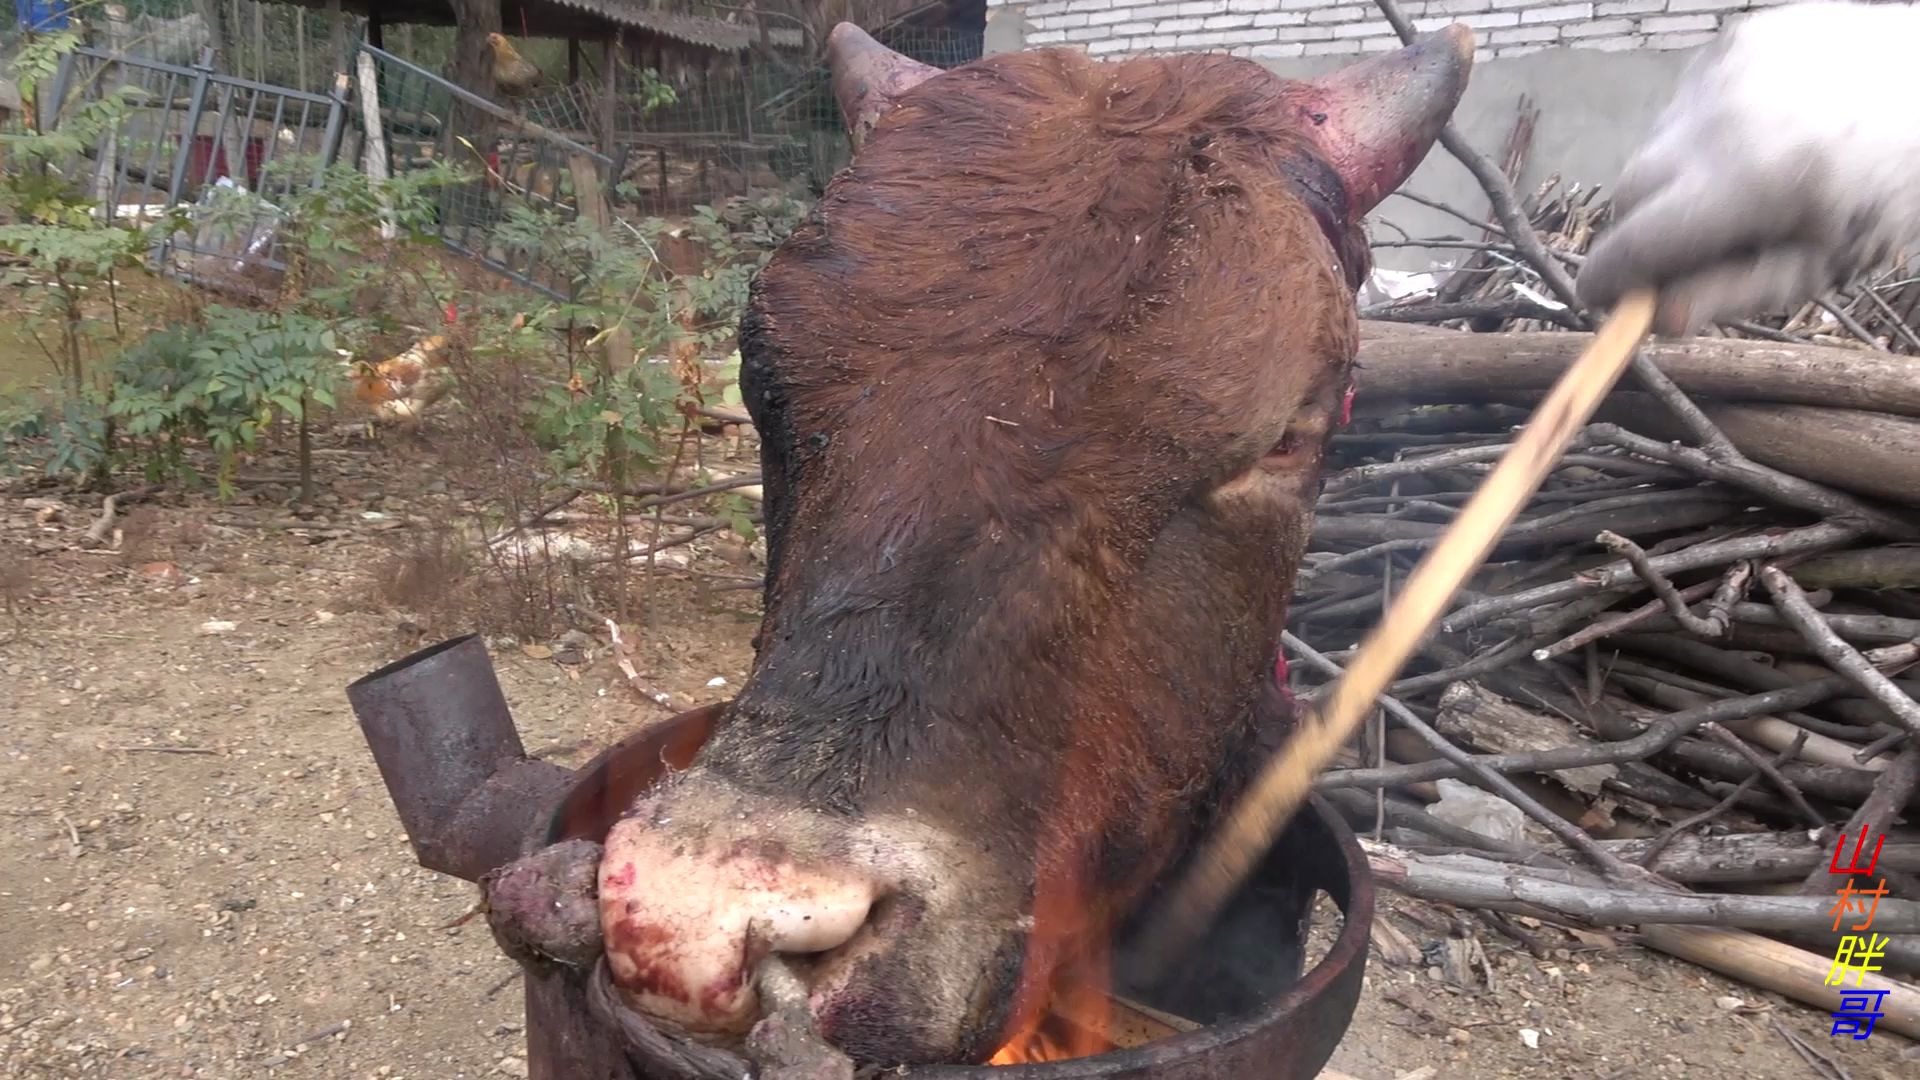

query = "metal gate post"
152;50;216;270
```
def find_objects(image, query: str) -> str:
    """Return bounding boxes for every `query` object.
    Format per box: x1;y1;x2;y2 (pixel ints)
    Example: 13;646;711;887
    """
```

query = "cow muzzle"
599;808;880;1035
596;772;1022;1064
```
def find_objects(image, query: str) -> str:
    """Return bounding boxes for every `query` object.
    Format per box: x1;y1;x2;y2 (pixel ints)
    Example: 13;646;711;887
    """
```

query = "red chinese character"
1830;823;1886;876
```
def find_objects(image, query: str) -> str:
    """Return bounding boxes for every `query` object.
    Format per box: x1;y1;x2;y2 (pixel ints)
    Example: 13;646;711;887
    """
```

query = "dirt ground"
3;440;1916;1080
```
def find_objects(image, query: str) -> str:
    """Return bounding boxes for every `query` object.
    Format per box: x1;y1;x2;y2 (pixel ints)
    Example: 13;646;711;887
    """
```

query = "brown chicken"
485;33;544;99
347;304;460;426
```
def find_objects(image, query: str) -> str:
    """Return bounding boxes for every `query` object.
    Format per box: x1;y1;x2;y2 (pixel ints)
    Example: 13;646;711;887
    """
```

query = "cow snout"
599;813;881;1036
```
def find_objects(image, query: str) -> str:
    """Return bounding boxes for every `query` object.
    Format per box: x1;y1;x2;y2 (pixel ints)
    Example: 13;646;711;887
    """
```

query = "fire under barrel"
349;637;1373;1080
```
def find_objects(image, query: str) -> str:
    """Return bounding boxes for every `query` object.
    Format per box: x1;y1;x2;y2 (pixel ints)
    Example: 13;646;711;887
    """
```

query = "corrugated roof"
543;0;800;50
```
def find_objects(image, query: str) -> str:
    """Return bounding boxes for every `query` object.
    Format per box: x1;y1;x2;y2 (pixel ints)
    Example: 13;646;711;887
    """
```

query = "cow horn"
827;22;940;151
1302;25;1475;218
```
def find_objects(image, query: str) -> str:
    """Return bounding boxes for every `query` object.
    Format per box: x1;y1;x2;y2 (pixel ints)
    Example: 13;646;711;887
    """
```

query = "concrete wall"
980;0;1769;269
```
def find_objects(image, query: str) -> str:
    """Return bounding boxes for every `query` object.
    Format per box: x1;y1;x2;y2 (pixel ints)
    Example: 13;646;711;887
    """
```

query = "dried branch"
1285;632;1637;878
1638;730;1808;868
83;484;158;548
1319;676;1855;792
1444;521;1864;632
1596;531;1743;638
1532;575;1722;662
1587;424;1918;540
1703;724;1824;828
1362;298;1584;331
1761;565;1920;737
1800;746;1920;898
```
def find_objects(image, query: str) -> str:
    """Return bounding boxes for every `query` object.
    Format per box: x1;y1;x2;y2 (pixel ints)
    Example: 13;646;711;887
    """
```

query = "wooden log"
1578;398;1920;510
1364;847;1920;933
1380;388;1920;510
1435;681;1619;798
1596;832;1920;885
1640;924;1920;1041
1355;325;1920;419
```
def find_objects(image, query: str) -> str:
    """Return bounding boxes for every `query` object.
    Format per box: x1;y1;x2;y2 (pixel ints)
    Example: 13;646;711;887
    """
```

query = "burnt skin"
599;27;1472;1067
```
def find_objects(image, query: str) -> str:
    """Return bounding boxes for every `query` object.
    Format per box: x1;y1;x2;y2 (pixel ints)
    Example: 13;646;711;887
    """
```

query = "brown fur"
657;47;1367;1064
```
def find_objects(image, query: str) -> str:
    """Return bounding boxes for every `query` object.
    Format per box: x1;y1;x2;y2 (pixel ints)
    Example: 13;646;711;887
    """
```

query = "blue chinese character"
1830;989;1889;1040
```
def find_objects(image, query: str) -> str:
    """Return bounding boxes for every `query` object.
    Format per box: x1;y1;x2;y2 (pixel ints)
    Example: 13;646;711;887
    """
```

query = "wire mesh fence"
512;24;986;215
357;42;618;300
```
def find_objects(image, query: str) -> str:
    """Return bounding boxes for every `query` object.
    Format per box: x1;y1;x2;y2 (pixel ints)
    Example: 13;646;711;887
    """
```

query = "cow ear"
827;23;940;151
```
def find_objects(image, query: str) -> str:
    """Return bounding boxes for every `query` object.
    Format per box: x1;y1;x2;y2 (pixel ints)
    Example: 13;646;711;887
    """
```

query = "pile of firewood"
1366;175;1920;355
1296;319;1920;1036
1228;0;1920;1027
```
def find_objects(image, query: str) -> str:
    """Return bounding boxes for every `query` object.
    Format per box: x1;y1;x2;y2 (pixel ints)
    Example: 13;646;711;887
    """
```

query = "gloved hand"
1576;2;1920;336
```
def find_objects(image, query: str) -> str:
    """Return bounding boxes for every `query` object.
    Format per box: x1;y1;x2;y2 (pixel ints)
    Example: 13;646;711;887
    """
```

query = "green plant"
107;307;342;497
0;28;178;484
103;159;467;495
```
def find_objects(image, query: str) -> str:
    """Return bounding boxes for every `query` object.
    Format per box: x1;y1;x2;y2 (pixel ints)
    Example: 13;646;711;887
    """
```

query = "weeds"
4;28;793;642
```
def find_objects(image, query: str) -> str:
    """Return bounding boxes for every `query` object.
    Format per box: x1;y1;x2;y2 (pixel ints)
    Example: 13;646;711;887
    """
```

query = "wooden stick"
1640;925;1920;1041
1127;291;1657;983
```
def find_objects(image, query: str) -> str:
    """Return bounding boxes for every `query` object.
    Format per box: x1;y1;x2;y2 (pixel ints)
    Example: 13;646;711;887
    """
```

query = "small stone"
1446;1027;1472;1045
1519;1028;1541;1049
496;1056;528;1077
1714;996;1745;1011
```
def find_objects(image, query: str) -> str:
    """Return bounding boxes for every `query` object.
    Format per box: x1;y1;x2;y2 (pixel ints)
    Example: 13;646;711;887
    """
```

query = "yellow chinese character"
1825;934;1890;987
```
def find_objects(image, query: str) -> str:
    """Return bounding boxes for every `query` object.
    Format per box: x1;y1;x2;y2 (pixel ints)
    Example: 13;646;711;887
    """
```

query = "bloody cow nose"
598;812;882;1035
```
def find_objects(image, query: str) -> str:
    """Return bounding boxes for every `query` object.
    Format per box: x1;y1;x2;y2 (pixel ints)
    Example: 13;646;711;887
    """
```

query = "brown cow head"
599;24;1471;1066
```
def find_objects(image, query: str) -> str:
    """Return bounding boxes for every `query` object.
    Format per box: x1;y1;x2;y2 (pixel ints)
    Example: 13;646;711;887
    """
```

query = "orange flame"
984;729;1125;1066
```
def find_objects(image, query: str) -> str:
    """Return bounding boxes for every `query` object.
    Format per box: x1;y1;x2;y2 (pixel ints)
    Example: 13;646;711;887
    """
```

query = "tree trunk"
449;0;500;100
447;0;501;159
193;0;224;67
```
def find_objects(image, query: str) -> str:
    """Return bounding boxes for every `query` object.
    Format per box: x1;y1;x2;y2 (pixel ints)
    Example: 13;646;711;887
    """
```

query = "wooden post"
93;4;131;215
356;49;395;240
251;0;264;82
327;0;344;75
367;7;383;50
568;37;580;85
1642;925;1920;1040
295;10;308;90
601;29;619;156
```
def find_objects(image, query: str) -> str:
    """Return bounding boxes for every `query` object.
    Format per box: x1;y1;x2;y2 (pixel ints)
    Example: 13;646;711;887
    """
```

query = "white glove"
1576;2;1920;335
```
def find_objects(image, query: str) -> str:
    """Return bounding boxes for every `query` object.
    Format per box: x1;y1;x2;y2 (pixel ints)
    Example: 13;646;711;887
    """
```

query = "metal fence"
34;21;980;298
42;38;618;301
46;42;348;299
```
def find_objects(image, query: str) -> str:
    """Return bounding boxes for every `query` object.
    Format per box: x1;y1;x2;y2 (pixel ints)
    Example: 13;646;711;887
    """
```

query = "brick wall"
987;0;1794;60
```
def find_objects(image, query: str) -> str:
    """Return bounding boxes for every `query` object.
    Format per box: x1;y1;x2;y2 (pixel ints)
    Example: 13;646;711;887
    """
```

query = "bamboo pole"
1128;292;1659;983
